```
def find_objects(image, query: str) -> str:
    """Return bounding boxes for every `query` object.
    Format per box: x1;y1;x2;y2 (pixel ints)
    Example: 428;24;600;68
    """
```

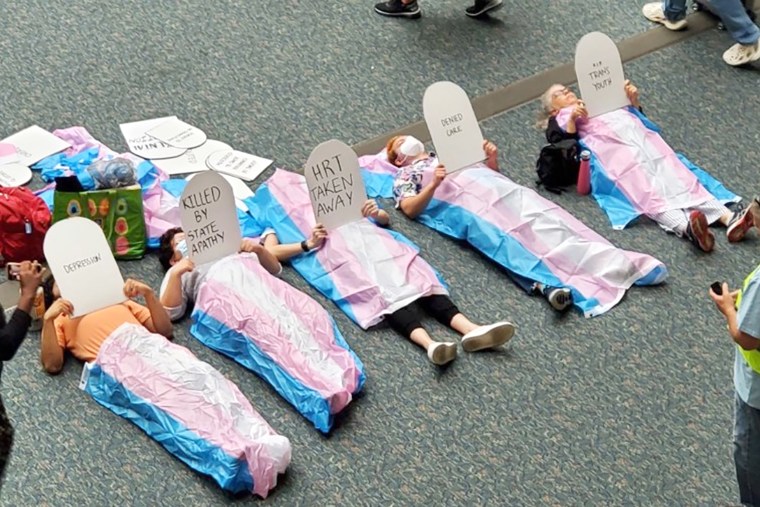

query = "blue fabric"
735;270;760;409
666;0;760;43
83;363;254;494
361;168;395;199
246;184;361;325
191;310;361;433
586;107;740;230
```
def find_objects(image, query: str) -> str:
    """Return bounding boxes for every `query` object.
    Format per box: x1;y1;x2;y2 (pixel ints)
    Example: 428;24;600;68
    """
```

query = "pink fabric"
556;107;714;215
196;254;360;412
358;150;397;175
266;169;448;329
96;325;288;497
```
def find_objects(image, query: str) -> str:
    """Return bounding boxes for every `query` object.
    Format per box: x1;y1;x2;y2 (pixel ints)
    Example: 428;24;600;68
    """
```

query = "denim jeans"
663;0;760;44
734;392;760;506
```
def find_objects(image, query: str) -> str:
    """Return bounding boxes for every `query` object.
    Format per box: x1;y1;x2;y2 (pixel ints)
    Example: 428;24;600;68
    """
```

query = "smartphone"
711;281;723;295
6;262;42;280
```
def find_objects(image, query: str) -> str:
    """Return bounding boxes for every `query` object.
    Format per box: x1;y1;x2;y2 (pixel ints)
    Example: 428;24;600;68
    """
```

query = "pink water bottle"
577;150;591;195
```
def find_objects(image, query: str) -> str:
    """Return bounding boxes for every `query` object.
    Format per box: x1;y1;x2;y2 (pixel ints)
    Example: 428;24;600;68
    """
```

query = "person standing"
710;268;760;505
0;261;44;487
642;1;760;66
374;0;503;19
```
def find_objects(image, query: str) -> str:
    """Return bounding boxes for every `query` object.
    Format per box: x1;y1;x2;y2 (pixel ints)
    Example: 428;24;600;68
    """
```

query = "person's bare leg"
718;212;733;227
408;327;457;365
409;327;434;349
449;313;479;335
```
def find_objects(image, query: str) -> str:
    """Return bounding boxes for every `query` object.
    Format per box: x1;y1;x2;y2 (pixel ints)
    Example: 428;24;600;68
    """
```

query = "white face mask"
176;239;188;258
397;137;425;164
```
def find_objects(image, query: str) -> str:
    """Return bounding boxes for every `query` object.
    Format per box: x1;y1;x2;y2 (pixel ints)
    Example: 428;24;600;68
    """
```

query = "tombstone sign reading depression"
304;139;367;231
575;32;629;118
179;171;242;266
44;217;126;317
423;81;485;173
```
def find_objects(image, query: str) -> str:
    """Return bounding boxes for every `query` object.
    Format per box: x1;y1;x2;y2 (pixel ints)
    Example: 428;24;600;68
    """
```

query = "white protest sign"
152;140;232;176
179;171;242;266
120;117;187;160
0;143;19;166
0;164;32;187
575;32;629;118
304;140;366;231
44;217;126;317
147;118;207;150
185;172;253;211
206;150;272;182
423;81;485;173
1;126;71;167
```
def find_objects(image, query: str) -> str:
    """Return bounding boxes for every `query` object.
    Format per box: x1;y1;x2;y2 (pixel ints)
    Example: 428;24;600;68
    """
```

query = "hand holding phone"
711;281;723;296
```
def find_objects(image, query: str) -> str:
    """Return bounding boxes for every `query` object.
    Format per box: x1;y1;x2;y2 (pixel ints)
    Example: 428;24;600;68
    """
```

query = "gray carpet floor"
0;0;759;505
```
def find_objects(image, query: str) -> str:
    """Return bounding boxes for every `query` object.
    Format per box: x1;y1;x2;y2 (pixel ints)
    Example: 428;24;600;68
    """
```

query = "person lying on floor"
539;80;757;252
158;228;364;433
357;137;667;318
40;278;290;497
249;169;515;367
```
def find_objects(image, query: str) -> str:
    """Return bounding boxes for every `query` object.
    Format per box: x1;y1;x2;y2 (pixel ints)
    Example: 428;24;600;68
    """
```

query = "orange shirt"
54;301;152;362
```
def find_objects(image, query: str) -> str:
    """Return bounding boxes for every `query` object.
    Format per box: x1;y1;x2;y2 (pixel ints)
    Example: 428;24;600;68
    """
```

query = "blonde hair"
535;85;561;130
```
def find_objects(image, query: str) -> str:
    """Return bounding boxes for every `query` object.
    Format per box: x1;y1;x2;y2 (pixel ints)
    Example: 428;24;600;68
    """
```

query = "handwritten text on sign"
575;32;629;118
179;171;242;265
423;81;485;173
305;140;366;230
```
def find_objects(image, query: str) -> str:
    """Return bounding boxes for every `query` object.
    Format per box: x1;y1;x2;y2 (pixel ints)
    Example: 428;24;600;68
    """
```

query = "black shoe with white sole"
465;0;503;17
375;0;422;18
543;287;573;312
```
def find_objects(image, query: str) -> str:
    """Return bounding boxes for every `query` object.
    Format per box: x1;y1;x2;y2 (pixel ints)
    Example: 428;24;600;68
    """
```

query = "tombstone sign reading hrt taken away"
44;217;126;317
304;140;367;231
575;32;629;118
423;81;485;173
179;171;242;266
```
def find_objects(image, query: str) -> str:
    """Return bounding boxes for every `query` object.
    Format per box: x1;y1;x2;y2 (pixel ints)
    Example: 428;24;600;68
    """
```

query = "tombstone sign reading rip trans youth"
44;217;126;317
305;140;367;231
423;81;485;173
179;171;242;266
575;32;629;118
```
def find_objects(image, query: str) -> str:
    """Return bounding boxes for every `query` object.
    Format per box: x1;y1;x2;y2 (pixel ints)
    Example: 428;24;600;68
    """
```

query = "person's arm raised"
399;165;446;220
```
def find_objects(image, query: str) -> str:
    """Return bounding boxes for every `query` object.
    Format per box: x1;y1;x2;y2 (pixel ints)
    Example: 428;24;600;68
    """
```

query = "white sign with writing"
206;149;272;182
423;81;485;173
575;32;629;118
179;171;242;266
0;143;19;166
185;172;253;211
0;163;32;187
0;126;71;167
151;140;232;176
147;118;207;150
120;117;187;160
304;140;366;230
44;217;126;317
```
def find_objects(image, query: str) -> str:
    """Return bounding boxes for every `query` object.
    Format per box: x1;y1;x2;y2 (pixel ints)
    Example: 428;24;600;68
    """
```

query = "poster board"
574;32;629;118
120;117;187;160
206;149;272;182
0;126;71;166
151;140;232;176
147;118;207;150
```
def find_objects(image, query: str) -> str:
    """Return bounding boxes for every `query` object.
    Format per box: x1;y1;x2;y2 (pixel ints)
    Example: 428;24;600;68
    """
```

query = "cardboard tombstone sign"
304;140;367;231
44;217;126;317
152;140;233;176
120;117;187;160
0;164;32;187
147;118;207;150
179;171;242;266
423;81;485;173
206;149;273;182
574;32;629;118
0;126;71;167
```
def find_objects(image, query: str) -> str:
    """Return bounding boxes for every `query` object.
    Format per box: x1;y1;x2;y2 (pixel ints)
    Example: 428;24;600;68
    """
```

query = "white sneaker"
427;342;457;365
461;322;515;352
723;41;760;66
642;3;688;30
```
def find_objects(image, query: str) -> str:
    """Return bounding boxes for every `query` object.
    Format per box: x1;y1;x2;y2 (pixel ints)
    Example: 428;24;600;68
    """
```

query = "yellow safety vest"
735;265;760;374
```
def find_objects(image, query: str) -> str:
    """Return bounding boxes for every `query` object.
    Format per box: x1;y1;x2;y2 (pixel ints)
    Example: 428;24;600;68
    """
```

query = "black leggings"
386;295;460;338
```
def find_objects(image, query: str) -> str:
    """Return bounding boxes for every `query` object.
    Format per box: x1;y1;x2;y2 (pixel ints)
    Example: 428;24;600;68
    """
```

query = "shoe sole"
461;322;515;352
727;210;753;243
549;291;573;312
465;1;503;17
689;212;714;252
374;6;422;18
430;343;457;365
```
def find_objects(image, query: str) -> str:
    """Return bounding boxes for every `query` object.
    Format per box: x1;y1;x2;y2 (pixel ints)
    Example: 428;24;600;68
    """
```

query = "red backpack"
0;187;52;266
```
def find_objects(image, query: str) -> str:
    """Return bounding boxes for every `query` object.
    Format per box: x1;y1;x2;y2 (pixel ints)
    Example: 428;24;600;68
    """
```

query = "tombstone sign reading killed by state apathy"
179;171;242;266
423;81;485;173
44;217;126;317
575;32;629;118
304;140;367;231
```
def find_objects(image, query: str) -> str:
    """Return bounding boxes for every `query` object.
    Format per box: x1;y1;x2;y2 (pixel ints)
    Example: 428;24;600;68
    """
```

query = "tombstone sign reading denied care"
44;217;126;317
179;171;242;266
305;140;367;231
423;81;485;173
575;32;629;118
